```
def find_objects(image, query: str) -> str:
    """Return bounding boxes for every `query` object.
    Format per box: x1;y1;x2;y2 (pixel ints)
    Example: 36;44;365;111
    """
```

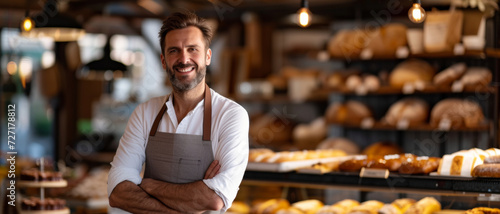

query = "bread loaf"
328;30;366;59
465;207;500;214
292;199;324;214
430;98;484;129
325;101;372;126
253;199;290;214
433;63;467;86
293;117;327;150
457;67;492;88
398;156;440;174
363;23;407;57
383;98;429;126
472;163;500;178
389;59;435;89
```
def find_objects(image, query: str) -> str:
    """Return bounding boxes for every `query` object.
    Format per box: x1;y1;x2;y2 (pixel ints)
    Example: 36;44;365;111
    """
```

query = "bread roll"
275;207;304;214
317;138;360;155
391;198;415;213
433;63;467;86
348;200;384;214
325;73;345;89
292;199;324;214
364;23;407;57
484;155;500;164
378;204;401;214
399;156;440;174
383;98;429;126
363;75;380;92
339;156;369;172
404;197;440;214
334;199;360;212
430;98;484;129
346;75;363;92
325;101;373;126
254;199;290;214
362;142;403;157
389;59;435;89
316;205;346;214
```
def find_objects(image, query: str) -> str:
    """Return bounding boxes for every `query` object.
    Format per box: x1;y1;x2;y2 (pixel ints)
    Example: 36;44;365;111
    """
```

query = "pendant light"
408;0;426;23
21;0;85;41
297;0;312;27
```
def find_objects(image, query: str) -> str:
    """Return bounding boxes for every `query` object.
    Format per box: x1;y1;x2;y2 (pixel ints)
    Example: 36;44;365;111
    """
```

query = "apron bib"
144;84;220;213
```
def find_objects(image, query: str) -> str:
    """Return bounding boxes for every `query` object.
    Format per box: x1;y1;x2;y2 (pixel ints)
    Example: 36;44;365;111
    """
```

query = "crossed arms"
109;160;223;214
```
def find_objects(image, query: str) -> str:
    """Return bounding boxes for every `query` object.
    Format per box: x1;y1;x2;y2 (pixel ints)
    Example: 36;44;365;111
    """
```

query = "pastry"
465;207;500;214
399;156;440;174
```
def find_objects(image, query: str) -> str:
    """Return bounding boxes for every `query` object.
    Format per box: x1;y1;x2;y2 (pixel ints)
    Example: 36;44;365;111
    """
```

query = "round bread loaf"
364;23;408;57
325;101;372;126
430;98;484;128
383;98;429;126
389;59;435;88
292;199;324;214
405;197;440;214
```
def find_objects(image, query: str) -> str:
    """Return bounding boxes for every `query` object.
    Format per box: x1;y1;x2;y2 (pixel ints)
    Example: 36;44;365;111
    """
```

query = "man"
107;11;249;213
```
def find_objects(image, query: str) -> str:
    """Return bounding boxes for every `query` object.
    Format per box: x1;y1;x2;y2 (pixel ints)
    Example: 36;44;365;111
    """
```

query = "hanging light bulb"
22;15;34;32
408;0;426;23
297;0;312;27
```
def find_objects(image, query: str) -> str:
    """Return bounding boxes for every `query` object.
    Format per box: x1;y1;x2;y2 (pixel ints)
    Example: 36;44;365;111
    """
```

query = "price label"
360;49;373;60
361;118;375;129
396;46;409;59
453;43;465;55
397;119;410;130
438;118;452;131
360;167;389;178
402;83;415;94
451;81;464;92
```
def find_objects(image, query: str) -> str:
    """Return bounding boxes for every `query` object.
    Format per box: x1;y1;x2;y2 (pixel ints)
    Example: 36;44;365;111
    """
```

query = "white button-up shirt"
108;89;249;212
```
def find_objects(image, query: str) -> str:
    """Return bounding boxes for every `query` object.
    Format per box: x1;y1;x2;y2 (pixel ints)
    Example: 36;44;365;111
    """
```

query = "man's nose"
178;50;190;64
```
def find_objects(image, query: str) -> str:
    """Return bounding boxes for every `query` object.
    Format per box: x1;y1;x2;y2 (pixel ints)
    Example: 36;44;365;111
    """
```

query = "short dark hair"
158;11;213;55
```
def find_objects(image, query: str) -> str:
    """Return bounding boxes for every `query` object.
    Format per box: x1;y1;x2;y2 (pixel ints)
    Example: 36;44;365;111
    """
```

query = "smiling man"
107;11;249;214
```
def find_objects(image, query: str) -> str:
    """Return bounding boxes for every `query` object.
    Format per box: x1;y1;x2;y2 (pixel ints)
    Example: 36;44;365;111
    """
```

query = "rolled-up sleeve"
203;105;249;212
107;103;148;197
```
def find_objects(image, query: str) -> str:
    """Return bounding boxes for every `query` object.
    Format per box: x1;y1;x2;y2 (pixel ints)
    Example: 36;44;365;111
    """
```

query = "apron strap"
149;84;212;140
202;84;212;141
149;98;168;137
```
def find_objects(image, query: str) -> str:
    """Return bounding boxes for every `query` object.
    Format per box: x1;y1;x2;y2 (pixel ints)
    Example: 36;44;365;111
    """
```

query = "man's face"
161;26;212;92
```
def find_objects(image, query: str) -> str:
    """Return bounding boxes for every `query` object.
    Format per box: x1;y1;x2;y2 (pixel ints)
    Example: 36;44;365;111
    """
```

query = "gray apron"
144;84;220;213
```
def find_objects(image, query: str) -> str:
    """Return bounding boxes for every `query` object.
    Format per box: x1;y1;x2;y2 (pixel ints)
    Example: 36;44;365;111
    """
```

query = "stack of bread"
244;197;440;214
248;149;347;163
438;148;500;177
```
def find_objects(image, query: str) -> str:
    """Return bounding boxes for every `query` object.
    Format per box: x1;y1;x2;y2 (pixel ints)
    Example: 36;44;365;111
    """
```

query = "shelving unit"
243;171;500;197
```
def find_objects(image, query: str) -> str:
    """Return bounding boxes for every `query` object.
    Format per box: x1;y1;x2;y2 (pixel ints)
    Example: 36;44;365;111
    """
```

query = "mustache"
173;63;197;69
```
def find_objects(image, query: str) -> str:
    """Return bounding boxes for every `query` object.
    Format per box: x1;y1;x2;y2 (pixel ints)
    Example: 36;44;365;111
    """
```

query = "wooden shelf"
18;180;68;188
326;48;500;61
328;121;491;132
231;93;329;103
318;85;496;96
20;207;70;214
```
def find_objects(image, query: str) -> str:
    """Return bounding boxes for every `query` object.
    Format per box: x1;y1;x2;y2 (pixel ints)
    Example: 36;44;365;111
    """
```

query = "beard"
166;62;206;92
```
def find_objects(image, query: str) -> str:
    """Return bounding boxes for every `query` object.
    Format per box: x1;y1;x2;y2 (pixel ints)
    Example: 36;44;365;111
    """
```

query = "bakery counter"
243;170;500;197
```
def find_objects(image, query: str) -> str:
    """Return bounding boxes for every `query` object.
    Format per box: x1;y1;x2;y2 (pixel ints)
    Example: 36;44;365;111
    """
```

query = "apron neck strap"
202;83;212;141
149;83;212;141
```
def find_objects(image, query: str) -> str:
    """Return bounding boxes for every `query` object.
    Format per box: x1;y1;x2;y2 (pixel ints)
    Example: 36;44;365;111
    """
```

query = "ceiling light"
297;0;312;27
408;0;426;23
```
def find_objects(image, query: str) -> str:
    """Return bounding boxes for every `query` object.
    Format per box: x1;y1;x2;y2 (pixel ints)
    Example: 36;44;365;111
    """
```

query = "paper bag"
424;10;464;53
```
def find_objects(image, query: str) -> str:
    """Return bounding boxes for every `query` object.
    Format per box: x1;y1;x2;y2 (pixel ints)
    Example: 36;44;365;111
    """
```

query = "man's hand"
204;160;221;179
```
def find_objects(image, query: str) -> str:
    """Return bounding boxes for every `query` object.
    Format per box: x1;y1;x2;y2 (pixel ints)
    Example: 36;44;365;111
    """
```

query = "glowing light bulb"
408;3;426;23
297;7;312;27
22;17;34;32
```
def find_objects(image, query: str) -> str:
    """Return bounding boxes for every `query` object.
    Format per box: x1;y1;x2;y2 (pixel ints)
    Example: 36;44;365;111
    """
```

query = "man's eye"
169;49;178;54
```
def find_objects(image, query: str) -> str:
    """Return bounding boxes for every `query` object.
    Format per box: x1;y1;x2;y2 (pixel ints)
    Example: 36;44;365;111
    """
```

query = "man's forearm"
109;181;183;214
140;178;224;212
